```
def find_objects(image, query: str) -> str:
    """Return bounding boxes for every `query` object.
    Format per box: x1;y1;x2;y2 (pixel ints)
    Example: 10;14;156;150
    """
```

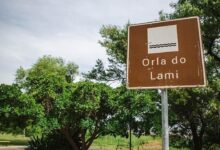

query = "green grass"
92;135;190;150
0;133;29;146
92;135;161;149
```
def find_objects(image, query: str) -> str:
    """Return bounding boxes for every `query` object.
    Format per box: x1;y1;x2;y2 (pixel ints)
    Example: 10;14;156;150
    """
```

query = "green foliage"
15;55;79;132
168;63;220;150
99;24;128;64
84;22;161;140
162;0;220;63
108;86;160;137
0;84;43;134
83;59;123;82
83;18;160;142
16;55;78;100
160;0;220;149
64;81;115;136
14;55;118;150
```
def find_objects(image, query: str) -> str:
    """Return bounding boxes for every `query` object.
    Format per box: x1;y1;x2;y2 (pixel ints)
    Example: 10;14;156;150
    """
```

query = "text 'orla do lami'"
141;56;187;80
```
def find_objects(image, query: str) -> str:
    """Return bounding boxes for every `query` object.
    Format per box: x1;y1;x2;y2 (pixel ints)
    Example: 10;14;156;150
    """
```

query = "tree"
83;23;161;143
58;81;115;150
109;86;160;137
169;82;220;149
16;55;78;116
168;56;220;149
16;55;116;150
84;24;128;83
0;84;43;134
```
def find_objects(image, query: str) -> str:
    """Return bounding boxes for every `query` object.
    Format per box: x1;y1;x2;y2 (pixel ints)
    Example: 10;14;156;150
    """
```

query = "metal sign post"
161;89;169;150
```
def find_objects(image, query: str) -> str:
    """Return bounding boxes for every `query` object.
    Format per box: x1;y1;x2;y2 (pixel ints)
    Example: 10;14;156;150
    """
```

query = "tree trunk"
192;134;202;150
60;128;79;150
190;123;203;150
85;132;99;150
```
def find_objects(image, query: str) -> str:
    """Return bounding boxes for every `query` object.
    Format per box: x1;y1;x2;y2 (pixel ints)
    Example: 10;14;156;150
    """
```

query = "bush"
27;131;70;150
170;135;191;149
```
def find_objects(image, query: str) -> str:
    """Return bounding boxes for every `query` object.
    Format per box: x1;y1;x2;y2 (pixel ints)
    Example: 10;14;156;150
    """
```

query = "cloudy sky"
0;0;176;84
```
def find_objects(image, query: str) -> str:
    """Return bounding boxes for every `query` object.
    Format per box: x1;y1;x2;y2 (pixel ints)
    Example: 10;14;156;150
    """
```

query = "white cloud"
0;0;176;84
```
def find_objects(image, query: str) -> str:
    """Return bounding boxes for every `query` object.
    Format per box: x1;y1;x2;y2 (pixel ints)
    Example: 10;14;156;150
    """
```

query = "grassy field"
92;135;160;150
91;135;189;150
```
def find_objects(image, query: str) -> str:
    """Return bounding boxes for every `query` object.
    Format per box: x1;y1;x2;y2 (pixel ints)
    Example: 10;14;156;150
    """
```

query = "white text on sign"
142;56;187;80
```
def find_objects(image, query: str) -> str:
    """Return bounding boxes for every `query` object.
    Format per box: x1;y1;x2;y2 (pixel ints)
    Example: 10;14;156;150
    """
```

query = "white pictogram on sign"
148;25;179;54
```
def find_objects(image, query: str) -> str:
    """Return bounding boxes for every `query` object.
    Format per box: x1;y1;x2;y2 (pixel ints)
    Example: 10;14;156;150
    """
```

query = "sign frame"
127;16;207;89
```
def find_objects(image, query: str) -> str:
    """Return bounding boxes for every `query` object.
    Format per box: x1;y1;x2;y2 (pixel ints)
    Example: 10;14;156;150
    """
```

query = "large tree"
109;86;160;137
16;55;116;150
168;79;220;149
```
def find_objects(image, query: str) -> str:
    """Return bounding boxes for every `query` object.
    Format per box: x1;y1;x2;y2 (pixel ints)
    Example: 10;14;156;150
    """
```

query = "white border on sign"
126;16;207;89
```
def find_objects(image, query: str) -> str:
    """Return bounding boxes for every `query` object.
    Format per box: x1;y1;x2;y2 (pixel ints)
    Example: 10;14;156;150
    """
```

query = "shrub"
28;131;70;150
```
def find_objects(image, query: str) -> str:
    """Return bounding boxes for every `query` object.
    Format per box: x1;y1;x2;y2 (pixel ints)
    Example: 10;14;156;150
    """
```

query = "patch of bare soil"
0;146;27;150
139;141;162;150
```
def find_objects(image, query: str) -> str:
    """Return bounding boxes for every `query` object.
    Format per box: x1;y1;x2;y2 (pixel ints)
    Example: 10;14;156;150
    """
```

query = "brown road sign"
127;16;206;89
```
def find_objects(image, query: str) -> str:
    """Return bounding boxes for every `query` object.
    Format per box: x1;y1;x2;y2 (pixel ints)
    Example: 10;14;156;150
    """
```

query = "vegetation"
85;1;220;150
1;134;190;150
84;22;161;139
160;0;220;149
0;84;43;134
92;135;161;149
0;0;220;150
14;56;121;150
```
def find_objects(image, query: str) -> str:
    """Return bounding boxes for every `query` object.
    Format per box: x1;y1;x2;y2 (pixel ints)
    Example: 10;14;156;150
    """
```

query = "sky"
0;0;177;84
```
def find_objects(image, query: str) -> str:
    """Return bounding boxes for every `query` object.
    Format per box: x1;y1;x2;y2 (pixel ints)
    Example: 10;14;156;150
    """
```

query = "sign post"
161;89;169;150
127;17;206;150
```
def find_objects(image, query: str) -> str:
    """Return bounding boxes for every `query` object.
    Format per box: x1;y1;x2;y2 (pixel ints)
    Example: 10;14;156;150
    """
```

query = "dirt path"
139;141;162;150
